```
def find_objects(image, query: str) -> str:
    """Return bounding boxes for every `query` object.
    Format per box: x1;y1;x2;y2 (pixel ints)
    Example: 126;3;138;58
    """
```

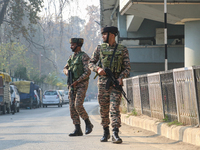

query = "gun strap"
109;44;118;69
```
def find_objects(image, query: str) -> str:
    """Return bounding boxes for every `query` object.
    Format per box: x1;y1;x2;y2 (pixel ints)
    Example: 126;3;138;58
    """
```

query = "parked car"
0;72;11;114
10;85;20;113
42;90;63;107
58;90;69;104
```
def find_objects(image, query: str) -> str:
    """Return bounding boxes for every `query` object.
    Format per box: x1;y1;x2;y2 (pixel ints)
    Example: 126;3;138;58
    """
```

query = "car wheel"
6;105;10;114
45;105;47;108
17;107;20;112
14;105;17;113
58;103;60;107
30;103;32;109
43;105;44;108
2;105;6;114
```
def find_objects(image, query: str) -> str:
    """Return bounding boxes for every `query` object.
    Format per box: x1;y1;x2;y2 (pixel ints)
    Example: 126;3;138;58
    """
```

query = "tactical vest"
100;43;124;73
67;51;85;81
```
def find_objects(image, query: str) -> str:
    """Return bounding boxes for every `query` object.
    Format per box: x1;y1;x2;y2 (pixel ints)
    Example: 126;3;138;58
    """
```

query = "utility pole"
164;0;168;71
39;52;41;78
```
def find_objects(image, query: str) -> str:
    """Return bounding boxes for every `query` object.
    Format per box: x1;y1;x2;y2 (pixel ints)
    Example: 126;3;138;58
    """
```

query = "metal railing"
123;66;200;126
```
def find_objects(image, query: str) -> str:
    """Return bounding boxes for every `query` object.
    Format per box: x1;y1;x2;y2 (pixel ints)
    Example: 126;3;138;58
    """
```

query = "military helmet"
101;26;119;35
69;38;84;46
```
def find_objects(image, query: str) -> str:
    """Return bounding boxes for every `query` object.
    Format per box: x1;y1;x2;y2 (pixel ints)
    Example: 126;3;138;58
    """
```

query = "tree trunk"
0;0;10;27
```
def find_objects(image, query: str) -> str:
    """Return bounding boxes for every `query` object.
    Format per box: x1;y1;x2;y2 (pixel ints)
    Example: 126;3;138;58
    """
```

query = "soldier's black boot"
112;127;122;144
84;118;93;134
100;126;110;142
69;124;83;136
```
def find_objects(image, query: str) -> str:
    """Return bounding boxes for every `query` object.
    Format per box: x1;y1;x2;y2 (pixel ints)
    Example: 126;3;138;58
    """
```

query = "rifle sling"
109;44;118;69
105;44;118;88
105;78;112;90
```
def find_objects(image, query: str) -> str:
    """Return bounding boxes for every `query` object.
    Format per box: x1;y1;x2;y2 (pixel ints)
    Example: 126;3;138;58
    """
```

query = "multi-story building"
100;0;200;76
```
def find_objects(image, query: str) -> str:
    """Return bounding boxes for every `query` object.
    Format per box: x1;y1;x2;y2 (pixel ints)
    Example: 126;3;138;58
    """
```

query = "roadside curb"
121;114;200;146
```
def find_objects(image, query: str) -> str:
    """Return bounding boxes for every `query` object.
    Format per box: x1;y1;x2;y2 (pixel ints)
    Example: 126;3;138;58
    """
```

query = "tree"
0;42;29;73
81;5;101;94
0;0;43;40
14;66;29;80
45;71;63;87
0;42;46;82
39;15;86;72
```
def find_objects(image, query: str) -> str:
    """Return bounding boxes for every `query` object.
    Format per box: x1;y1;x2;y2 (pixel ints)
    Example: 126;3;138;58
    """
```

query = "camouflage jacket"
64;51;91;83
88;42;131;84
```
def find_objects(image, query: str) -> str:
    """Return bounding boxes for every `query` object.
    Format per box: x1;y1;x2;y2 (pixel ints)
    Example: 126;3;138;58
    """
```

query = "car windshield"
45;91;57;95
59;91;63;95
14;87;19;94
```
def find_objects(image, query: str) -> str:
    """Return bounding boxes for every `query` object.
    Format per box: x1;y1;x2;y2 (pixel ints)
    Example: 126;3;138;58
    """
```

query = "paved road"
0;101;200;150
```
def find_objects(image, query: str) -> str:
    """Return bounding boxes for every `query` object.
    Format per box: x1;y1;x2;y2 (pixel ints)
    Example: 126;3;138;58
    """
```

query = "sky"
41;0;100;23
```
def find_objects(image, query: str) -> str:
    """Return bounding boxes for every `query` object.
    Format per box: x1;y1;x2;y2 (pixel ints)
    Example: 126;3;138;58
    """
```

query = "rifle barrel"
105;68;131;104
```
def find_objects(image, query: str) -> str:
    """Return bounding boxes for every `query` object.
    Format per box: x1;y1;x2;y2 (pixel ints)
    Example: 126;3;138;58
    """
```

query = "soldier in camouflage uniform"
63;38;93;136
88;26;131;144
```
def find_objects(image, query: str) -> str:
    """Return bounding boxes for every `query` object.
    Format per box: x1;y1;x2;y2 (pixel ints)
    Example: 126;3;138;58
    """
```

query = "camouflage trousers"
98;83;122;128
69;80;89;125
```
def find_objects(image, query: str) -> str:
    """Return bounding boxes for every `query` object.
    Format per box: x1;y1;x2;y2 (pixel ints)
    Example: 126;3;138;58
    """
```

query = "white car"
10;85;20;113
42;90;63;108
58;90;69;104
64;91;69;104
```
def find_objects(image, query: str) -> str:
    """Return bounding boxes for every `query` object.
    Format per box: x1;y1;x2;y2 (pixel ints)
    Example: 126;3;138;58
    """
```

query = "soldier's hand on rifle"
97;67;106;76
71;81;78;88
117;78;123;86
63;69;68;76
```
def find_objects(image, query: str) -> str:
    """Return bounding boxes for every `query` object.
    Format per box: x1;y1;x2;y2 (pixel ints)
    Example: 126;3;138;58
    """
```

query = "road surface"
0;100;200;150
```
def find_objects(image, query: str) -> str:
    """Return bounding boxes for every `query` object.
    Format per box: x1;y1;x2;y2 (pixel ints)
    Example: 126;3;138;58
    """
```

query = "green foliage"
132;109;138;116
45;72;59;86
127;109;138;118
14;66;29;80
0;0;44;38
0;42;48;83
121;107;127;114
0;42;28;73
29;69;47;84
131;109;138;116
163;115;169;122
162;116;183;126
56;82;68;90
45;72;67;88
167;120;183;126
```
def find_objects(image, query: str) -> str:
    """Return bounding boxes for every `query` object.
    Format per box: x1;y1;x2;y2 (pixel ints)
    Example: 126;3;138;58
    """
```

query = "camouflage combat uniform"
64;51;91;125
88;42;131;128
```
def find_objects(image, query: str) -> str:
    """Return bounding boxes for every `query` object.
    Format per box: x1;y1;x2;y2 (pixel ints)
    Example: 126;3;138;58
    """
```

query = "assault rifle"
105;68;131;104
67;70;74;100
94;60;102;79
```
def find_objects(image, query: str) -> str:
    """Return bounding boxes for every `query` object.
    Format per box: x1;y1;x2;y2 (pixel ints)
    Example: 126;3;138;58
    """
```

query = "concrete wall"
124;45;184;76
128;45;184;63
185;21;200;67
